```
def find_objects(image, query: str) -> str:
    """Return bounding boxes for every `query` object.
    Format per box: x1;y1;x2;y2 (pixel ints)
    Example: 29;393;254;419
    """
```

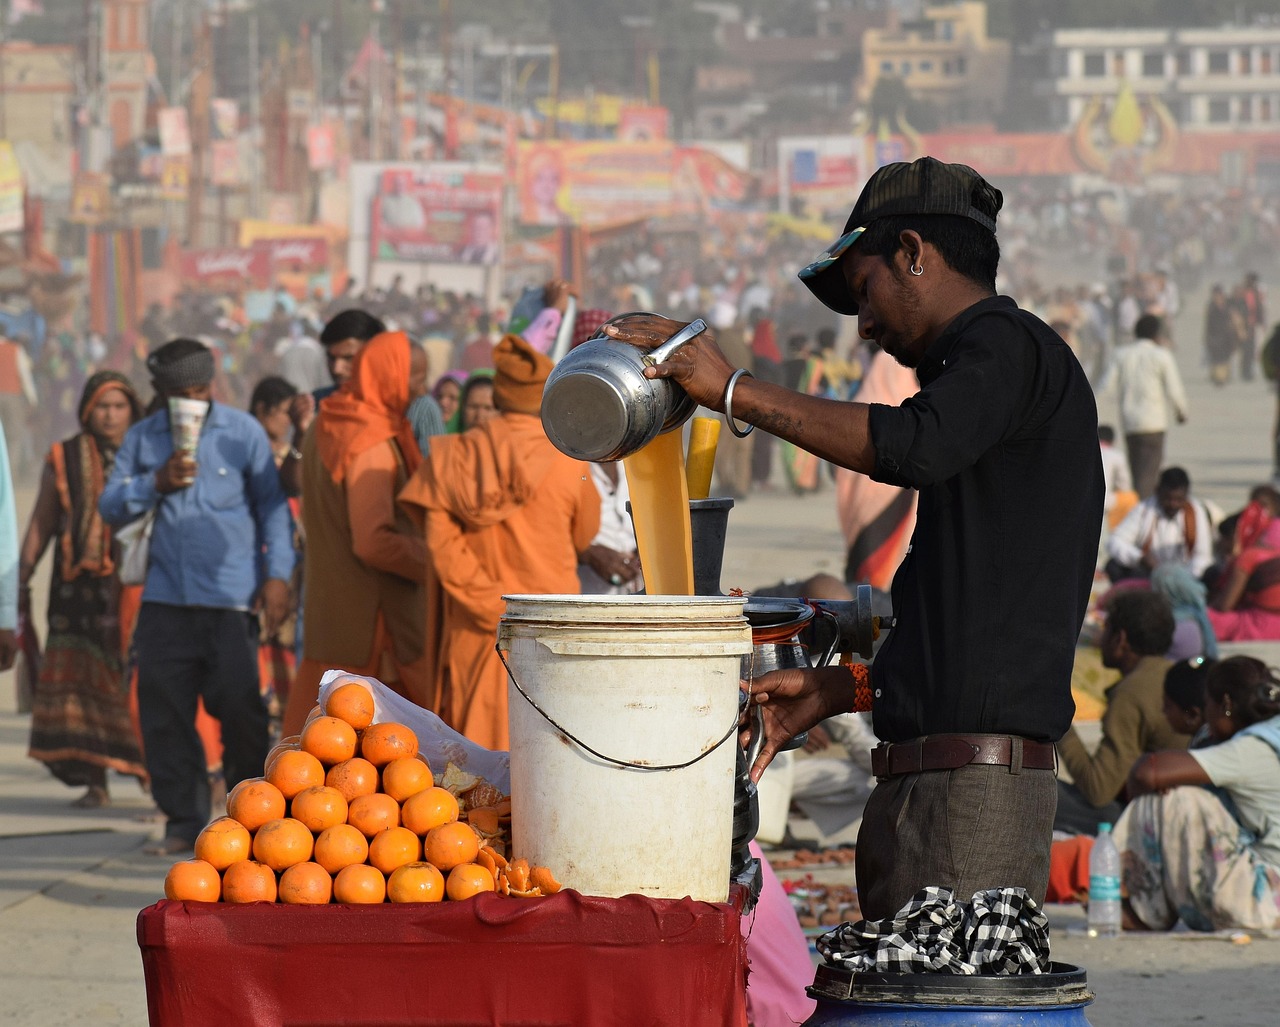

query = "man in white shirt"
1097;313;1188;498
1106;466;1213;583
275;321;330;395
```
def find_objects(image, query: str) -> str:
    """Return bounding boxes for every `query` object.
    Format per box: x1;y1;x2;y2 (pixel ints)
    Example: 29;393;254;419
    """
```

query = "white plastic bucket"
498;594;751;902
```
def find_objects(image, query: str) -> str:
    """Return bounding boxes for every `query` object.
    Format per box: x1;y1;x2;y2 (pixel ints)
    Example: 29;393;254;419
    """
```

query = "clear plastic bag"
317;669;510;794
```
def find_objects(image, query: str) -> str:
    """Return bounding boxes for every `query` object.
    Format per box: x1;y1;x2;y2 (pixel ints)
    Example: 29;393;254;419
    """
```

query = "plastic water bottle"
1087;822;1122;937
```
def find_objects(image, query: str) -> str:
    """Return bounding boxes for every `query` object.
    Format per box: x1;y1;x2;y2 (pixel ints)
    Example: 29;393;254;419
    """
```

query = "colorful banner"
210;99;239;141
0;142;24;233
618;106;669;142
516;141;674;227
251;236;330;273
179;247;272;289
672;147;754;214
777;136;865;217
160;156;190;200
369;165;504;265
209;139;243;187
157;107;192;157
70;171;110;224
307;123;336;171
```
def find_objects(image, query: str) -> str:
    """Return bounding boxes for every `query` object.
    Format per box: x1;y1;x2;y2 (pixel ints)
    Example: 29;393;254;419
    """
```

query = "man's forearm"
730;377;877;475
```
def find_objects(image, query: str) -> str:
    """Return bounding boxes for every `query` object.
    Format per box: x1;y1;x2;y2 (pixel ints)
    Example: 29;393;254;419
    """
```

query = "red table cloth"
138;887;750;1026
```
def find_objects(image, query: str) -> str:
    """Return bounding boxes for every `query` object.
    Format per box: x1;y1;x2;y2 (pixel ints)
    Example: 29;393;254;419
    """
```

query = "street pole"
370;0;383;160
441;0;452;158
249;7;262;219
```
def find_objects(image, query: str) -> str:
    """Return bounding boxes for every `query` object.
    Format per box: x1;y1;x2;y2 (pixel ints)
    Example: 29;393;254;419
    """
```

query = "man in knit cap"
401;333;600;750
100;338;294;854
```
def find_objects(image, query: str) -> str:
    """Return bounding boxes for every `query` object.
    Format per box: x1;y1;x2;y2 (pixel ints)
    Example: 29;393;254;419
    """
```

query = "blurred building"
859;1;1010;126
0;0;150;184
691;4;887;140
1034;21;1280;132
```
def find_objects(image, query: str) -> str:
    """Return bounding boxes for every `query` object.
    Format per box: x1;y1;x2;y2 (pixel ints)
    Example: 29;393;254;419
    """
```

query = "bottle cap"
1098;822;1112;834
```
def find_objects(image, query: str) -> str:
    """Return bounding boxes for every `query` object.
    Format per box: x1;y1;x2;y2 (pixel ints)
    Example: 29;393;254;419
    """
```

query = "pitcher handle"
644;318;708;366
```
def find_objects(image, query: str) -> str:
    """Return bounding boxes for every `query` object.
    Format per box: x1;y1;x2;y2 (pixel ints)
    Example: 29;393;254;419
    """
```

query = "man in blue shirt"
100;339;295;854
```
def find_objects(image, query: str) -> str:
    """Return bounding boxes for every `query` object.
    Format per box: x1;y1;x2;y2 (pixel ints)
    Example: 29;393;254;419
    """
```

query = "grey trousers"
855;763;1058;922
1125;431;1165;499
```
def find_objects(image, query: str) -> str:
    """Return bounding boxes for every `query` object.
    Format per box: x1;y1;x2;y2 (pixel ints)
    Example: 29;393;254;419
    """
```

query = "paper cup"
168;397;209;456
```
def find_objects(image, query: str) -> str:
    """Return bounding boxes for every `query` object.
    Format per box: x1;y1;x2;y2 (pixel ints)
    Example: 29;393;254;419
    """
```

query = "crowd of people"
0;165;1277;960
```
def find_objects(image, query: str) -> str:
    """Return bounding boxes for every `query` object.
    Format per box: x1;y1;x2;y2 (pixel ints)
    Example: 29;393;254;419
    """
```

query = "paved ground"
3;279;1280;1024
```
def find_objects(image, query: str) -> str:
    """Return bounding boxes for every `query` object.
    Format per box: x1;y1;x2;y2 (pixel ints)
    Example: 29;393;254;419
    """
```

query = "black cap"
799;156;1004;315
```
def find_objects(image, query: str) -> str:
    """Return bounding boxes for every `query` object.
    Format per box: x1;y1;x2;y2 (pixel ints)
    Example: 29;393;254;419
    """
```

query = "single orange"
251;817;315;871
347;792;401;838
333;863;387;904
301;716;359;766
222;860;278;904
290;785;349;833
423;821;480;871
278;861;334;905
400;786;459;836
368;826;421;875
325;757;380;803
164;859;221;902
387;861;444;903
360;721;419;766
265;749;326;800
381;757;433;803
447;863;497;901
226;778;287;832
264;734;300;768
194;816;252;871
325;680;376;731
313;823;370;875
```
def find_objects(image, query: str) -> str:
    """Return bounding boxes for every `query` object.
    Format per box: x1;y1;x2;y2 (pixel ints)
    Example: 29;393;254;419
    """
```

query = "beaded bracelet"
847;662;873;713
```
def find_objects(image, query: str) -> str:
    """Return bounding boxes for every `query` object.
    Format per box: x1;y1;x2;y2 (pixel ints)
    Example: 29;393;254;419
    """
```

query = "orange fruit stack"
163;678;560;905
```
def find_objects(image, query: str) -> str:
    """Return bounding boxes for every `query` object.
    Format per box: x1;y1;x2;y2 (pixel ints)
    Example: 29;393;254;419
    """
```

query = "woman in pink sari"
1209;496;1280;641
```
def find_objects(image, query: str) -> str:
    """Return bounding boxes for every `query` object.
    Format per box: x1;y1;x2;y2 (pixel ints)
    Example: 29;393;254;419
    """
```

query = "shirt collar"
915;295;1014;386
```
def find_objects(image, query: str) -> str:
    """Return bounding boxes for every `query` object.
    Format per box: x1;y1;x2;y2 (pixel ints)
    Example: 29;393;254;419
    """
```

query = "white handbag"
115;509;156;586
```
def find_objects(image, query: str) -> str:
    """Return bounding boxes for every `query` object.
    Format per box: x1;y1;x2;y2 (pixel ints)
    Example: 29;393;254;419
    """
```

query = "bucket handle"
496;644;740;771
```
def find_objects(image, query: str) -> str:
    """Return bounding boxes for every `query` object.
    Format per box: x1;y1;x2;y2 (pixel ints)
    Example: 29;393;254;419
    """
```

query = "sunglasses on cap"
798;226;867;283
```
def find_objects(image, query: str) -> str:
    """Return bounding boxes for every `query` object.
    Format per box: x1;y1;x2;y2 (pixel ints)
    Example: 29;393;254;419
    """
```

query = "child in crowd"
1162;656;1216;749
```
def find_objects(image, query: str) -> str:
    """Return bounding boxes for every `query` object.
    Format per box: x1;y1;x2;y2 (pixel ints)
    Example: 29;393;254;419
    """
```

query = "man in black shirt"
605;157;1104;919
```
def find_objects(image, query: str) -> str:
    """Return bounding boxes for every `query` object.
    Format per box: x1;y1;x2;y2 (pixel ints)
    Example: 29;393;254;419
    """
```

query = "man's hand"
602;314;738;411
289;393;316;438
580;544;641;587
543;278;577;315
741;665;856;783
155;451;197;493
256;578;291;637
0;629;16;671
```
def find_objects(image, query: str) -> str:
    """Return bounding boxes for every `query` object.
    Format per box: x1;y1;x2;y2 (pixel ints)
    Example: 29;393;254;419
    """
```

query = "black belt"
871;734;1056;780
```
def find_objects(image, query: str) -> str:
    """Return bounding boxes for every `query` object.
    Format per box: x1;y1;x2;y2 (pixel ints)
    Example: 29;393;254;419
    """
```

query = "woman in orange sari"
20;372;147;806
281;332;430;735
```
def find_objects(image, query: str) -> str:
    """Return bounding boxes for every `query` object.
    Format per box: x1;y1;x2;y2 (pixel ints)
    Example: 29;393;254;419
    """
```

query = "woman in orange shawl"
401;335;600;750
281;332;431;734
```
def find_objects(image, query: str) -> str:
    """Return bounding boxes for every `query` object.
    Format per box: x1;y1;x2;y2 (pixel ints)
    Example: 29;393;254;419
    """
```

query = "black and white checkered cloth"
816;887;1050;975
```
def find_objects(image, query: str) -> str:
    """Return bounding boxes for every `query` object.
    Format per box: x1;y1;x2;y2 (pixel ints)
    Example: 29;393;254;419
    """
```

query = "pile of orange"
164;678;560;905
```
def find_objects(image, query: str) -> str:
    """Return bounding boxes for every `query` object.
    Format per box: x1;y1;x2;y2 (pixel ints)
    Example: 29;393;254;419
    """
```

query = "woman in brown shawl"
20;371;147;806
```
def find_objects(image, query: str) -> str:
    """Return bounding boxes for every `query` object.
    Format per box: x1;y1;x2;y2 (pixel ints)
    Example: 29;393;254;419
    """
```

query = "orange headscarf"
315;331;422;483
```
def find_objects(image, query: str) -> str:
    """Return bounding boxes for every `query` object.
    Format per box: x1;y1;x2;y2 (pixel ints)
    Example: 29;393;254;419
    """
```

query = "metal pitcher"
540;314;706;462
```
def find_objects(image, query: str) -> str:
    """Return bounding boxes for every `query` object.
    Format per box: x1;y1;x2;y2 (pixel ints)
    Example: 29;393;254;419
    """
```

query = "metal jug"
540;314;706;462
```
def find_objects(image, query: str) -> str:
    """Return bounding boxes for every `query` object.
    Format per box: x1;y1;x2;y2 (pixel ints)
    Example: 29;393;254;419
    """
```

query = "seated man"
790;712;878;839
1055;590;1191;835
1106;466;1213;583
